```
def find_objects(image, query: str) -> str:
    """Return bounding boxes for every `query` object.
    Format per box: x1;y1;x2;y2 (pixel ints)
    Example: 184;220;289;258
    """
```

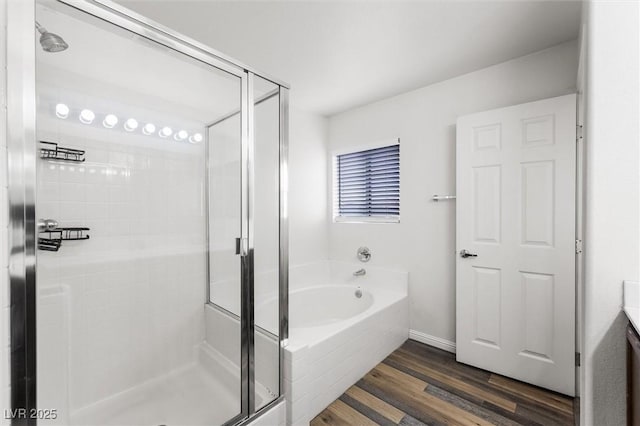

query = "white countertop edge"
623;280;640;334
625;307;640;335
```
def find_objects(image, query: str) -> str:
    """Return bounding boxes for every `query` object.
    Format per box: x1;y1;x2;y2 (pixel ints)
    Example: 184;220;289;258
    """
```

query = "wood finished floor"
311;340;577;426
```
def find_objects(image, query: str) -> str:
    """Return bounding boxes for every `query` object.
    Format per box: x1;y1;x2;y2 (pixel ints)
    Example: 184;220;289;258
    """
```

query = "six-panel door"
456;94;576;396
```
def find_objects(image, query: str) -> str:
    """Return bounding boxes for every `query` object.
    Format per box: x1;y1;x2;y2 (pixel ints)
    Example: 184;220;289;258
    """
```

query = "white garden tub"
255;284;374;334
290;285;374;324
283;261;409;425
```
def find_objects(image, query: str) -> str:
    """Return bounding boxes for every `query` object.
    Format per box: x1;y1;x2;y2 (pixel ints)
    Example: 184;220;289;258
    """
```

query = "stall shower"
8;1;288;425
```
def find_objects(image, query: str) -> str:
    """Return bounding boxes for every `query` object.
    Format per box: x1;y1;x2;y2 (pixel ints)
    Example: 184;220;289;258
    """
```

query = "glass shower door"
34;1;246;425
208;75;286;415
252;76;284;411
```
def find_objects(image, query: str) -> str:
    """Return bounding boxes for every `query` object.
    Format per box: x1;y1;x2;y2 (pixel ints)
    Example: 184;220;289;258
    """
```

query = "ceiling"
116;0;582;116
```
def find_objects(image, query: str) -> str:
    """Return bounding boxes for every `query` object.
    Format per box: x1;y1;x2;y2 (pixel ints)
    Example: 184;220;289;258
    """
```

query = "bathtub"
256;284;374;334
283;261;409;425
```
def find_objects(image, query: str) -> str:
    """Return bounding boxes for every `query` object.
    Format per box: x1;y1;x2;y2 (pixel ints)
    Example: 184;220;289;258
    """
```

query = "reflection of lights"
174;130;188;141
79;109;95;124
159;127;173;138
56;103;69;119
189;133;203;144
124;118;139;132
103;114;118;128
54;103;202;144
143;123;156;135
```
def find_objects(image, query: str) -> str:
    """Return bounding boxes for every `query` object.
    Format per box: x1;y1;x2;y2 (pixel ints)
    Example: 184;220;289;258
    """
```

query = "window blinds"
336;143;400;218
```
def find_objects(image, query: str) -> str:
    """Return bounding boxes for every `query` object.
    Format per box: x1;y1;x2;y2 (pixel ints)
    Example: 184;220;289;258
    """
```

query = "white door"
456;94;576;396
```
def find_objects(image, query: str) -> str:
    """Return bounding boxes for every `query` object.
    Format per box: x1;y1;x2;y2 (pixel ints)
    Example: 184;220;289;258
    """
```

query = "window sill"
333;216;400;224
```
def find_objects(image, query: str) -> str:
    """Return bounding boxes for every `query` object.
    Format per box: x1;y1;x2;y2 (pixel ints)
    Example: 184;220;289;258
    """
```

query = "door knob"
38;218;59;232
459;249;478;258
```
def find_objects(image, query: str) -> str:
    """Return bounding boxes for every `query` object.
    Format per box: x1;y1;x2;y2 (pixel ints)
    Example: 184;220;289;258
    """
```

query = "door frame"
6;1;289;424
575;91;585;399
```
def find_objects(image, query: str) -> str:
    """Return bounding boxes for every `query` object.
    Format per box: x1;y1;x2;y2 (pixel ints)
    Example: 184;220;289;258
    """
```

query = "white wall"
289;108;329;265
582;1;640;425
328;40;579;346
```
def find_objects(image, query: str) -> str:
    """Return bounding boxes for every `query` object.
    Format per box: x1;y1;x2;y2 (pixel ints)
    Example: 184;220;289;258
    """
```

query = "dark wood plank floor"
311;340;577;426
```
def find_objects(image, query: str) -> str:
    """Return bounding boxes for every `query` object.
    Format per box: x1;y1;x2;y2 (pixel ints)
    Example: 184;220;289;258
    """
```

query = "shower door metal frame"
7;1;38;424
204;81;289;420
6;1;289;425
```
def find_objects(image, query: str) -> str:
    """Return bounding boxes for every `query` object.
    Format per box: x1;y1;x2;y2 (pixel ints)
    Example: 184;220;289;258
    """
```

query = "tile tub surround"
284;261;409;425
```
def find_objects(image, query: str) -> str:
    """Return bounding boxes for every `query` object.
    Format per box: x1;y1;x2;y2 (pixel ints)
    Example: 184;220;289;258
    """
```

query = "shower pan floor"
69;364;239;426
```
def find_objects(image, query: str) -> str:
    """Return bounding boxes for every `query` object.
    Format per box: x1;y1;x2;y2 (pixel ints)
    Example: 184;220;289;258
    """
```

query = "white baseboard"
409;329;456;354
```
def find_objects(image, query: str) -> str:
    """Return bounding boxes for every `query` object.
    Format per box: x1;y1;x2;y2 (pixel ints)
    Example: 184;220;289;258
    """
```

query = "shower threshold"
68;363;239;426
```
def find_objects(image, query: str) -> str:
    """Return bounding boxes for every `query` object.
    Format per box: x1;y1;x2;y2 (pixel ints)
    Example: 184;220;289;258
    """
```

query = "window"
334;141;400;223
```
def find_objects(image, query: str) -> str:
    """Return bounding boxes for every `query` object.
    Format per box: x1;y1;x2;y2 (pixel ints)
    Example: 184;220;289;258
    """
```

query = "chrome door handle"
38;218;59;232
459;249;478;258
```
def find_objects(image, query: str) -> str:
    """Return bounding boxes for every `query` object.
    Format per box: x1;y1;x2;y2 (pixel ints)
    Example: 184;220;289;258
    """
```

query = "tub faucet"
353;268;366;277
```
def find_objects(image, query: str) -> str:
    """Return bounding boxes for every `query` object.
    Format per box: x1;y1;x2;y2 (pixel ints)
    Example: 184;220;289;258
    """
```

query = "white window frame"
332;138;400;224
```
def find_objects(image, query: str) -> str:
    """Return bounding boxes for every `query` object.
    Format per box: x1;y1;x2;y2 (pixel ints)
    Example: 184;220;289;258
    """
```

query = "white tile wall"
35;108;207;421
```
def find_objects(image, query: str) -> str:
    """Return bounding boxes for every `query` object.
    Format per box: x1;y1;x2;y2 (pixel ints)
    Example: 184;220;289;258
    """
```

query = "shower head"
35;21;68;53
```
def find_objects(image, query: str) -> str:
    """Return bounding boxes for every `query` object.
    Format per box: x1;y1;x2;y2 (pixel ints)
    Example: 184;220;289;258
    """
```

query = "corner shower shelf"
40;141;85;162
38;227;90;252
